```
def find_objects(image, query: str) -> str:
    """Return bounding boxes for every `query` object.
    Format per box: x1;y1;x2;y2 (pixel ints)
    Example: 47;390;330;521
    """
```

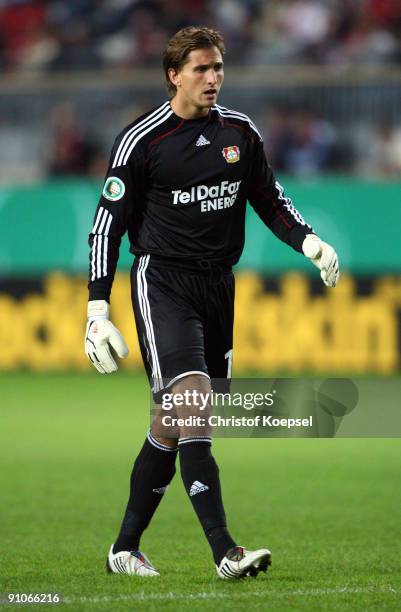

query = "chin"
202;98;217;109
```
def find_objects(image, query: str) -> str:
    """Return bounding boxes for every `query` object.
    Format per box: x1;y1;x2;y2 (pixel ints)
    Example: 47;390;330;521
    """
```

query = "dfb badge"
102;176;125;201
222;145;240;164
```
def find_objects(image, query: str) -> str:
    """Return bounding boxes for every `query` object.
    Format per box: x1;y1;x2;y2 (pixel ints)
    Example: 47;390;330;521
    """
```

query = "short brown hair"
162;26;225;97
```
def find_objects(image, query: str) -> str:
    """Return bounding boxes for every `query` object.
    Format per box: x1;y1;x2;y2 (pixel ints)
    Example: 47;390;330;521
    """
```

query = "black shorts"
131;255;234;400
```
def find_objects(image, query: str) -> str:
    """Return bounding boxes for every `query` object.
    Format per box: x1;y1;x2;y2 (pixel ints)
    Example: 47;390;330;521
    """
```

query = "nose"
207;69;217;86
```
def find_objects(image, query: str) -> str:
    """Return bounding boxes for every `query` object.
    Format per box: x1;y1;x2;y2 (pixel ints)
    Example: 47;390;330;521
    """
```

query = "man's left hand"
302;234;339;287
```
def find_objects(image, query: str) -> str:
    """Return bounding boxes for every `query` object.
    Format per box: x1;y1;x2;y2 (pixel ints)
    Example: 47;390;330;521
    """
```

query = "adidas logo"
189;480;209;496
196;135;210;146
152;486;168;495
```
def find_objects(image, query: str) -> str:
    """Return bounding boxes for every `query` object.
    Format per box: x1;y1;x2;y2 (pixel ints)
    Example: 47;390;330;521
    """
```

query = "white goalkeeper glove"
302;234;339;287
85;300;129;374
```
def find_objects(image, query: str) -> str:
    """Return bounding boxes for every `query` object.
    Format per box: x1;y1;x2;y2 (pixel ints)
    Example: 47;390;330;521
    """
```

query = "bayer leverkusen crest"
222;145;240;164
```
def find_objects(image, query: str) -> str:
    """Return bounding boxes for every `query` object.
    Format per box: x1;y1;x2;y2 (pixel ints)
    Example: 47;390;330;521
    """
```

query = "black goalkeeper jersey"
88;100;313;300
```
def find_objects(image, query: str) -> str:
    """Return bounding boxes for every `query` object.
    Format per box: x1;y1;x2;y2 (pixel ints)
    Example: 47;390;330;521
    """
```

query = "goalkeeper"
84;26;339;579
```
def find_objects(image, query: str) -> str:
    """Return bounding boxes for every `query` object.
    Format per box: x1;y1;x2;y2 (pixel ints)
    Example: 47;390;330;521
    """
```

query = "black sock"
179;440;236;564
113;432;177;553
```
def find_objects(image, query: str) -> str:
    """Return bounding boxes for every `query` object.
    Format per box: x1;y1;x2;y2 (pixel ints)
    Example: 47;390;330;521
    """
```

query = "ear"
168;67;181;88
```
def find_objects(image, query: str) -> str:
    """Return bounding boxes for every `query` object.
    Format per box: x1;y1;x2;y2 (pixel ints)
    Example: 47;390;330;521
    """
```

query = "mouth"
203;89;217;96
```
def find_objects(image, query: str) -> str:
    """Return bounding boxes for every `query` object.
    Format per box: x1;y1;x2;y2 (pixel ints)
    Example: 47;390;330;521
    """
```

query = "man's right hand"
85;300;129;374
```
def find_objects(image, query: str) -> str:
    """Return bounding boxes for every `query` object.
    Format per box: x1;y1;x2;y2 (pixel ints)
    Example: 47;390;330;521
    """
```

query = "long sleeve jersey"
88;100;313;300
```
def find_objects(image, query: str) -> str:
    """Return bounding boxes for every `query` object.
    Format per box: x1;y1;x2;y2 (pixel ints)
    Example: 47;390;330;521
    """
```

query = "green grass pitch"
1;373;400;611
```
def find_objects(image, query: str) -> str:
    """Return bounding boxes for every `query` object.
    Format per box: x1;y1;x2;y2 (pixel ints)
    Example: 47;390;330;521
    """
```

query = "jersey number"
225;349;233;379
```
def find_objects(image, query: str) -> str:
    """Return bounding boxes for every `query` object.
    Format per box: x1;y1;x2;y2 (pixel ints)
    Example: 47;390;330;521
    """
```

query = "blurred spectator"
273;0;332;62
0;0;50;68
366;0;401;30
360;122;401;178
212;0;259;60
263;107;336;176
252;0;401;65
46;103;104;177
328;4;400;65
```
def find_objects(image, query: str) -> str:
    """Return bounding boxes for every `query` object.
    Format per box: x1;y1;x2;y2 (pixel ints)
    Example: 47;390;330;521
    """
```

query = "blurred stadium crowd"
42;101;401;180
1;0;401;181
1;0;401;70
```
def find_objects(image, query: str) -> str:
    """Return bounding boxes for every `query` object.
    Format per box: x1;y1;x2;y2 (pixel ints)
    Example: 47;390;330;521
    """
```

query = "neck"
170;96;210;120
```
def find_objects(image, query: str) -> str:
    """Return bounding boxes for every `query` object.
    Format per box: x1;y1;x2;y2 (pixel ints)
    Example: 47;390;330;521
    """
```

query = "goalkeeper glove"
85;300;129;374
302;234;339;287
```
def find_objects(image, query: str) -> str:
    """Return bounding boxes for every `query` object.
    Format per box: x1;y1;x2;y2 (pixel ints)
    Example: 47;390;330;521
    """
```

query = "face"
169;46;224;114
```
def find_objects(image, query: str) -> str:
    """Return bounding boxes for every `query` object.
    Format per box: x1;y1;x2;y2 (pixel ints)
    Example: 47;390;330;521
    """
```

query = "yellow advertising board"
0;272;400;373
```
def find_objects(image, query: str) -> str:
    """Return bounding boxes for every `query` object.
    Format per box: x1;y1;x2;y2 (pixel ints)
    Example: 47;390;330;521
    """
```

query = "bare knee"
171;373;212;439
